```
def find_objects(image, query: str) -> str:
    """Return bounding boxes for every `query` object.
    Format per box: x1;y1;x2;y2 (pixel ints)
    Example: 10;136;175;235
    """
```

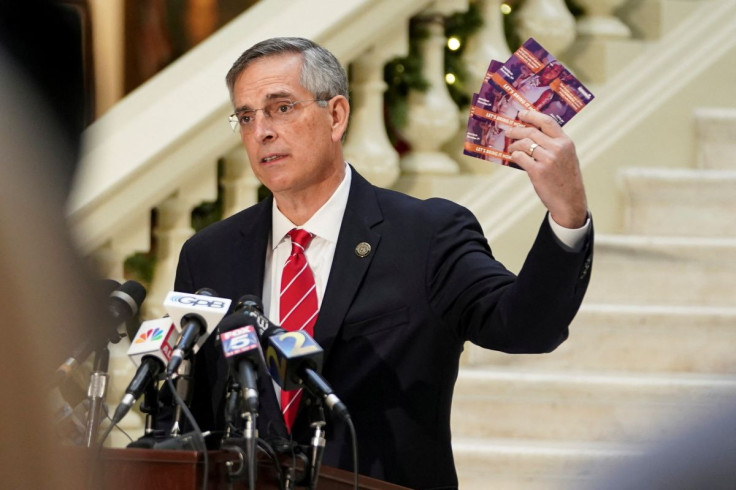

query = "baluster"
221;146;261;218
91;215;150;282
401;1;469;174
464;0;511;90
574;0;631;39
513;0;576;55
445;0;512;174
343;31;407;188
147;163;219;319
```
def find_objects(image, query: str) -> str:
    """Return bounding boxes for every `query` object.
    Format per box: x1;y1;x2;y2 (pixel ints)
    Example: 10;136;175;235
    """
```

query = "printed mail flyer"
463;38;595;169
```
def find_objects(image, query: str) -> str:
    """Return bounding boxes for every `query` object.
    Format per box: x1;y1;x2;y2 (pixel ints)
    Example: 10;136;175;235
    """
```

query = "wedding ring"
528;142;539;157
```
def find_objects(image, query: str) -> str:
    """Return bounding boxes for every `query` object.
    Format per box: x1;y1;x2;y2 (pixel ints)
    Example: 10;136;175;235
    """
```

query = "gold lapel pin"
355;242;371;258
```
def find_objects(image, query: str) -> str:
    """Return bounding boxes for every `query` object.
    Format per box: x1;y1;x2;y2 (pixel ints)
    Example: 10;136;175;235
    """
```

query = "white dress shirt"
262;163;352;322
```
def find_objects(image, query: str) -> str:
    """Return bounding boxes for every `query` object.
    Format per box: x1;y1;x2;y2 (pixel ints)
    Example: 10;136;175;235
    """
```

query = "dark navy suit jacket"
173;168;593;489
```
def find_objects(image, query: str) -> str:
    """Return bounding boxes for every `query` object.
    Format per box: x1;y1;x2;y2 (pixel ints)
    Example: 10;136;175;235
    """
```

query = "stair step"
619;167;736;237
452;437;639;490
694;106;736;170
586;235;736;306
465;304;736;373
451;368;736;442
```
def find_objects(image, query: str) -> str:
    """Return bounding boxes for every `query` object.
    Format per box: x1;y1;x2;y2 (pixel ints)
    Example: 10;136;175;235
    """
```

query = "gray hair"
225;37;349;106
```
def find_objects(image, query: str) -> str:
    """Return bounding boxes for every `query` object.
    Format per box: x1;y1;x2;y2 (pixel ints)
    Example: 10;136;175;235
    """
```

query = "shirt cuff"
548;213;590;252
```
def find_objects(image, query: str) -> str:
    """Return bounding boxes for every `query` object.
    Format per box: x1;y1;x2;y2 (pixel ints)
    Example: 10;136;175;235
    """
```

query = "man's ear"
329;95;350;143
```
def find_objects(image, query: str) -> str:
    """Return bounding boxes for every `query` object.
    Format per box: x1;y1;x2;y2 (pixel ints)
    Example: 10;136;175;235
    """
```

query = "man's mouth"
261;154;285;163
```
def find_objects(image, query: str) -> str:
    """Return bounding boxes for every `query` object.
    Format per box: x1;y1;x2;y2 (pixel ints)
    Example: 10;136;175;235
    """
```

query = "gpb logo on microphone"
170;294;229;310
163;290;232;339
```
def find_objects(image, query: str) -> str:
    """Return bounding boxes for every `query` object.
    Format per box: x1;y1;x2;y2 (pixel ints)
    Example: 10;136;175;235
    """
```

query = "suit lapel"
313;170;383;359
235;197;272;296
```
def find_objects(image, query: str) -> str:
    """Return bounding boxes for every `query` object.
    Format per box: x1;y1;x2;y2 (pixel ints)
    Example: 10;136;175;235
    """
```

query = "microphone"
266;331;349;421
53;338;95;388
218;315;263;414
110;318;178;425
218;315;264;490
163;289;232;376
232;295;283;344
53;280;145;386
234;296;350;421
50;386;88;445
107;280;147;340
88;281;148;446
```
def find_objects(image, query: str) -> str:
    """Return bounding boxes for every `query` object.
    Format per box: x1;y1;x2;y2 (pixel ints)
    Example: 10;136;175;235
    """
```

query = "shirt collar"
271;162;352;249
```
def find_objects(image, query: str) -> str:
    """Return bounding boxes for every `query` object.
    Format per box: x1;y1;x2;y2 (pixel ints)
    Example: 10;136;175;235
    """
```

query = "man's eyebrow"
233;92;294;113
266;91;293;100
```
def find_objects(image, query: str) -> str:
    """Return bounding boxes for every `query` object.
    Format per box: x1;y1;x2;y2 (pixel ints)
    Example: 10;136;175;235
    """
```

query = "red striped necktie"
279;228;319;431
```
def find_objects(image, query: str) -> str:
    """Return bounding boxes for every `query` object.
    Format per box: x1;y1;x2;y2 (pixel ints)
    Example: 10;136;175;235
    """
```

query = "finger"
517;109;564;138
506;124;556;152
509;148;535;171
507;138;548;159
505;119;555;148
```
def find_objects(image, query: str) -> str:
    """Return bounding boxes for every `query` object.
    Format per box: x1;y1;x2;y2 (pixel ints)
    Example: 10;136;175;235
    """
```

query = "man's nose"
250;110;276;141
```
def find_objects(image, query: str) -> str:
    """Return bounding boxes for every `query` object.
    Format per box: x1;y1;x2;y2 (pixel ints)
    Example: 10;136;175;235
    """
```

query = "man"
174;37;592;488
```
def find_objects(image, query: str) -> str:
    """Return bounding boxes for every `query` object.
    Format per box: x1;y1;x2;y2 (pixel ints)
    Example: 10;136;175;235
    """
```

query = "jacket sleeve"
427;201;593;354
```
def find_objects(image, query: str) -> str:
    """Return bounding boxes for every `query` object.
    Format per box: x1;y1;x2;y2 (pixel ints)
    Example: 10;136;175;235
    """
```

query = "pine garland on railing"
444;2;485;108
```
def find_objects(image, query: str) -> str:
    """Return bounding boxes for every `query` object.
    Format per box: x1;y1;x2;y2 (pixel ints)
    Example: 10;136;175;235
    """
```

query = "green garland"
444;2;485;108
383;1;483;137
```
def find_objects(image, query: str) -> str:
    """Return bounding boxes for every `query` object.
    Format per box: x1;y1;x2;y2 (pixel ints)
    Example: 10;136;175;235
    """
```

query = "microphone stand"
243;410;257;490
140;379;160;436
223;379;243;438
307;400;327;490
84;347;110;447
125;381;162;449
221;379;258;490
170;359;192;437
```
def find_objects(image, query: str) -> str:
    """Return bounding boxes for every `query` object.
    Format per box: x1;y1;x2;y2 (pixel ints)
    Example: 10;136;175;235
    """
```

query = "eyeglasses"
228;98;329;132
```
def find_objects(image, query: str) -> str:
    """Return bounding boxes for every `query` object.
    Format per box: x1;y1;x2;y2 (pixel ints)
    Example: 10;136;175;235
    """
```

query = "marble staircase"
450;105;736;489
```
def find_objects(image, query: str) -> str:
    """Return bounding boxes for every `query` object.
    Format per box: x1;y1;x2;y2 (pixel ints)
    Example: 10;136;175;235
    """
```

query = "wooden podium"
93;448;408;489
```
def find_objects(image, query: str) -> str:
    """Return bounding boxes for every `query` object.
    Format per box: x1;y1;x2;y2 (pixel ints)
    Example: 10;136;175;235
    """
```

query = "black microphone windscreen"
218;313;256;333
109;280;146;318
235;294;263;313
108;281;147;344
117;280;147;312
196;287;218;297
